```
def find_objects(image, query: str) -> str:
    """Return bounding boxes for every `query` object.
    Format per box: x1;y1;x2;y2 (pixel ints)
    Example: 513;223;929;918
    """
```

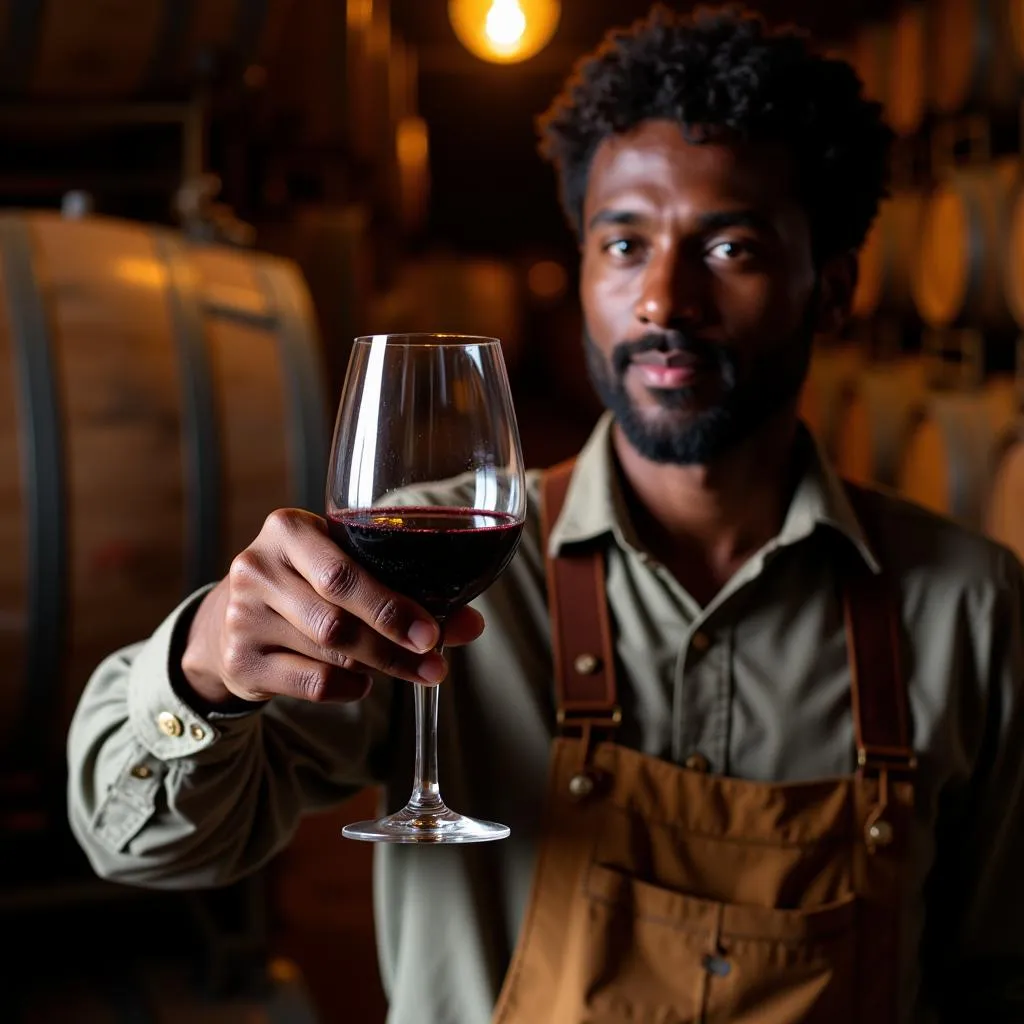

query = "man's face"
580;120;840;465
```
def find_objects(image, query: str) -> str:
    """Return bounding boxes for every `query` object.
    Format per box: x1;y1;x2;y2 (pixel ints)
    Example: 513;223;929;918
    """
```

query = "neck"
612;409;804;603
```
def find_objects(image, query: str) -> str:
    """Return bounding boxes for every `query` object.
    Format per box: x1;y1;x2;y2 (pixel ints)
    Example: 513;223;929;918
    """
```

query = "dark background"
5;2;1023;1022
392;0;897;257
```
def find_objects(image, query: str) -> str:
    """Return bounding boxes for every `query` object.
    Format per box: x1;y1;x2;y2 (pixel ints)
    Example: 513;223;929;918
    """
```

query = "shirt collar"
546;411;881;574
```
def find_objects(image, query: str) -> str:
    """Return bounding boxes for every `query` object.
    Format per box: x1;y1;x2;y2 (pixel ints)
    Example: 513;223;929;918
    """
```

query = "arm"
930;548;1024;1021
66;508;484;890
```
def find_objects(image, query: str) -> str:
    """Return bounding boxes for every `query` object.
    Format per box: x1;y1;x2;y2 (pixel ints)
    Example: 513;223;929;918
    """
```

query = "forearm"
66;590;392;890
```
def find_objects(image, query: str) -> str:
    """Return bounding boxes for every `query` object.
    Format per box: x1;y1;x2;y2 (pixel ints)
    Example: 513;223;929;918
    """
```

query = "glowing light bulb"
449;0;560;64
485;0;527;47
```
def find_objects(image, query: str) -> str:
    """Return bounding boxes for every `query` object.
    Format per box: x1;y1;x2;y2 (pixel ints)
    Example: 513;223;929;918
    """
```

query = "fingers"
223;649;376;705
214;509;489;705
228;579;448;687
444;606;486;647
262;509;442;653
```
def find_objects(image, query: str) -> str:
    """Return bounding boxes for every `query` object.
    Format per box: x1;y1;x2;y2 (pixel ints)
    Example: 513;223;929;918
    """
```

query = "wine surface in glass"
327;506;524;620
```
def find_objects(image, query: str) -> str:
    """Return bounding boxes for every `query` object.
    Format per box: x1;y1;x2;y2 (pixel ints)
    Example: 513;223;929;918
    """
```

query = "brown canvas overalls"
492;461;915;1024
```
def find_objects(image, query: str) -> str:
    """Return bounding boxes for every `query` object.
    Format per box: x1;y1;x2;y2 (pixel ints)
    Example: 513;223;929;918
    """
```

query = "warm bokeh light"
397;116;431;232
449;0;560;64
527;259;568;302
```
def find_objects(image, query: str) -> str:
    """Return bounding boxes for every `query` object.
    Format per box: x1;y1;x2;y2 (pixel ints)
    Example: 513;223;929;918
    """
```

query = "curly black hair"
538;4;893;262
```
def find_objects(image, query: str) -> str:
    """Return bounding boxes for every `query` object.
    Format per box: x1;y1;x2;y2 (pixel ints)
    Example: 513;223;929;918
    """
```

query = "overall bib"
492;461;915;1024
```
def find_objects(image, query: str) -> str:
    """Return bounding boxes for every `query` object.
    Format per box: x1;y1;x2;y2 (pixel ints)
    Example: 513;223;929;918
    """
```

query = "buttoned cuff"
127;587;264;762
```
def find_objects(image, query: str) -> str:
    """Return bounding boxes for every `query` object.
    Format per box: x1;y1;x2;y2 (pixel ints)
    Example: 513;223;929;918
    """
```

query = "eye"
602;237;644;260
707;240;754;263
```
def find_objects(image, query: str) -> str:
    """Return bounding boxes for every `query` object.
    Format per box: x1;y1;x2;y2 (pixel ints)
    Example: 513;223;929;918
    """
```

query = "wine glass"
326;333;527;843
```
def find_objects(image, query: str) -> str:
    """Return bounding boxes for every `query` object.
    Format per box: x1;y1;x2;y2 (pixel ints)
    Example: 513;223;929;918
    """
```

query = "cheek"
580;257;632;340
713;272;808;338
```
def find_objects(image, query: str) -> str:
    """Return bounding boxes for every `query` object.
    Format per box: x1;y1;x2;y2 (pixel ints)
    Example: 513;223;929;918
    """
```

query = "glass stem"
408;642;445;812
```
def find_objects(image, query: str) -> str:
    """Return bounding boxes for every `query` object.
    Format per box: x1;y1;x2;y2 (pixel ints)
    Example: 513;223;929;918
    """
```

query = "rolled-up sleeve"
935;548;1024;1021
67;588;394;890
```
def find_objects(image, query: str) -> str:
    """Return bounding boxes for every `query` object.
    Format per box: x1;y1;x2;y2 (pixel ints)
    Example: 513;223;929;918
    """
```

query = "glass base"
342;803;510;844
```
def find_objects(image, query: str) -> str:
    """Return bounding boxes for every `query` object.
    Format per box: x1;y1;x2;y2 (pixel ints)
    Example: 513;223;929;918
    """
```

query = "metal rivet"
691;632;711;653
573;653;601;676
684;752;711;773
568;773;595;798
130;765;152;780
702;954;732;977
157;711;183;738
867;820;894;847
190;724;206;741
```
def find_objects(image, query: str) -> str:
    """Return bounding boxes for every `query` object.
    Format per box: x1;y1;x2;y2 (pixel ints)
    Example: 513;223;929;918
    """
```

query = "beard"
583;303;816;466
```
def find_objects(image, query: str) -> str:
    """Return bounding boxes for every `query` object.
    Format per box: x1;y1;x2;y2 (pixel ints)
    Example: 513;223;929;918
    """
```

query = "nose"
633;247;706;329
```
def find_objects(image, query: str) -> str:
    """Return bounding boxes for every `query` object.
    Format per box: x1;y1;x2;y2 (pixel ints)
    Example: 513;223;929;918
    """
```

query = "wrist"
179;582;236;707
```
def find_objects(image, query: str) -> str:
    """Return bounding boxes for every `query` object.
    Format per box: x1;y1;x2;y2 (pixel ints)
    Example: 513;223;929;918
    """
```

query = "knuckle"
369;595;405;635
228;550;263;590
309;603;348;649
296;665;330;703
264;507;304;537
317;557;360;602
223;598;250;632
221;641;252;679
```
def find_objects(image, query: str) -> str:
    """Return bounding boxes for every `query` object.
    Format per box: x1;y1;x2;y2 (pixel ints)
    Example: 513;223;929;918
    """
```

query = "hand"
180;508;486;707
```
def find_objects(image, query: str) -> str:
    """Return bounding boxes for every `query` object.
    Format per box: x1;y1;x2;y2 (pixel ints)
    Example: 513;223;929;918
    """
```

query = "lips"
633;363;697;388
630;351;701;388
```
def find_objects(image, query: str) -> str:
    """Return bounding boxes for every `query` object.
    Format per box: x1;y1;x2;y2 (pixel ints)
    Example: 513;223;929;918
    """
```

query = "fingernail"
417;655;447;685
407;620;438;653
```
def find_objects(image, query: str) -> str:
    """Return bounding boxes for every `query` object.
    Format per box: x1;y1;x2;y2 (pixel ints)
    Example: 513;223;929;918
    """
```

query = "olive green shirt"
67;413;1024;1024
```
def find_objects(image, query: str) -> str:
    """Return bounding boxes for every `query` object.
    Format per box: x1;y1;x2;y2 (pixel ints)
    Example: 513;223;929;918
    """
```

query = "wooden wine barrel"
1001;182;1024;328
0;211;329;801
853;191;925;322
929;0;1021;115
835;357;928;487
896;377;1018;525
912;158;1021;333
887;4;928;137
798;344;864;458
0;0;294;100
1012;0;1024;72
987;423;1024;561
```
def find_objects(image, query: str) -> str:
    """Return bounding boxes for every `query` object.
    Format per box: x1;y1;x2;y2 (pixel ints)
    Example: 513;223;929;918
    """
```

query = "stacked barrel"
802;0;1024;563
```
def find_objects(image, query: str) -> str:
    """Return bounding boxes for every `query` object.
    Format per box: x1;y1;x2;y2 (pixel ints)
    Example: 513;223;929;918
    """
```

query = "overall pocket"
571;863;858;1024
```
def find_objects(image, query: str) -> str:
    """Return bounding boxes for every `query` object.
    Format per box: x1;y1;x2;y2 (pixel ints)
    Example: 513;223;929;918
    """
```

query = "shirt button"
684;752;711;773
157;711;183;737
130;764;152;779
691;631;711;653
190;724;206;741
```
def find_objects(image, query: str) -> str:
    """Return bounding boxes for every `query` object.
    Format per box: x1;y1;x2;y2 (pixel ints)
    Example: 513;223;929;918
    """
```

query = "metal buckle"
856;746;917;777
555;706;622;730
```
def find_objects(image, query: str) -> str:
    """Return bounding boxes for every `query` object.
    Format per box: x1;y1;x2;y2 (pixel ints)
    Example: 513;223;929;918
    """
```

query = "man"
68;6;1024;1023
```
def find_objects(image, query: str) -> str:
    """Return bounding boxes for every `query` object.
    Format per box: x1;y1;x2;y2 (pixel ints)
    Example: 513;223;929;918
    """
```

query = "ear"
814;251;857;336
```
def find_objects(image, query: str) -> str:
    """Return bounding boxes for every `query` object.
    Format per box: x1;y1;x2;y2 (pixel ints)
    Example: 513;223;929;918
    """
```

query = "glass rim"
352;332;501;347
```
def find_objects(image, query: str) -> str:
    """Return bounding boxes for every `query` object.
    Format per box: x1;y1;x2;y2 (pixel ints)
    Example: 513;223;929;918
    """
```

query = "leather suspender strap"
541;464;914;778
842;484;916;779
541;460;620;733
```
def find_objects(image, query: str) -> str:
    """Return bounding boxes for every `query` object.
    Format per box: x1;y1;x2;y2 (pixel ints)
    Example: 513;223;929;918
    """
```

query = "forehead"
583;120;797;223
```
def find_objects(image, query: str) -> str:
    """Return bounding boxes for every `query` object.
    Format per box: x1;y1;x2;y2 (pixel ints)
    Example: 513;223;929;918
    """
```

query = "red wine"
327;507;524;619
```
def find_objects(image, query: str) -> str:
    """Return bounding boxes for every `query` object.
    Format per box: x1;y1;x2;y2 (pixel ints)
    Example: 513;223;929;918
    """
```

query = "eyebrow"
586;207;776;235
697;210;775;235
587;209;645;231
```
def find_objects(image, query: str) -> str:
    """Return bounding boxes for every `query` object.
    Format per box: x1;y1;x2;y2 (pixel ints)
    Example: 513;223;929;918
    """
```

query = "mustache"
610;331;734;380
